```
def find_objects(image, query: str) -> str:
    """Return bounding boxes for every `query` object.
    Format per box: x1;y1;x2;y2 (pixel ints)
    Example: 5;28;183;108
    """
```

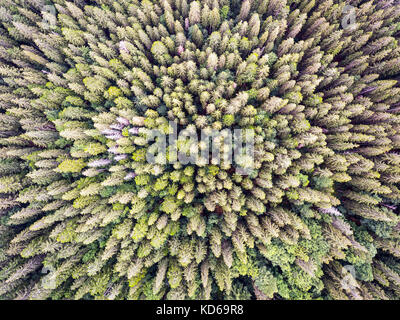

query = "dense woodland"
1;0;400;300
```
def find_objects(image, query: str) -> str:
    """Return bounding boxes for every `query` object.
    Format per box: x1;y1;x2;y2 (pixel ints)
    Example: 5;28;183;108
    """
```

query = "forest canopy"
1;0;400;300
